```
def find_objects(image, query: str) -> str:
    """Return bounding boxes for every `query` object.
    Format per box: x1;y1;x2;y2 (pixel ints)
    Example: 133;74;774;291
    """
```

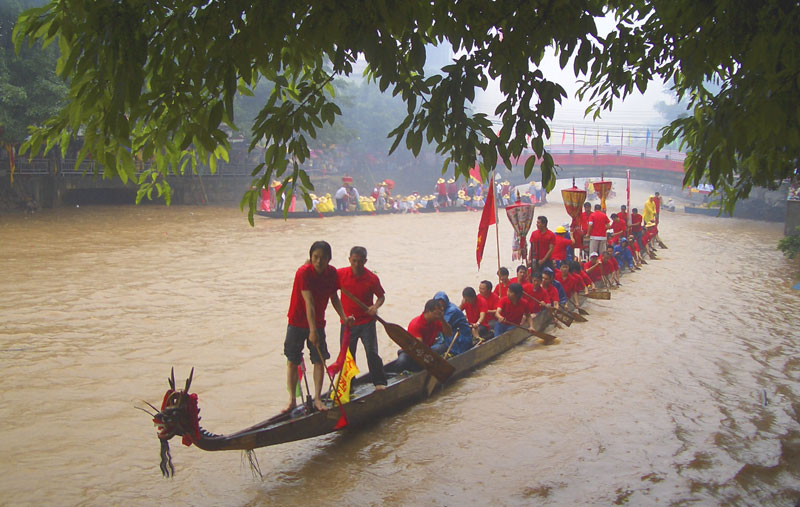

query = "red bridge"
515;144;687;185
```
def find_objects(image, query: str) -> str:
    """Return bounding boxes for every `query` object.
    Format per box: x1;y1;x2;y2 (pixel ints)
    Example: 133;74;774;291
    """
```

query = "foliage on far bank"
11;1;800;222
778;226;800;260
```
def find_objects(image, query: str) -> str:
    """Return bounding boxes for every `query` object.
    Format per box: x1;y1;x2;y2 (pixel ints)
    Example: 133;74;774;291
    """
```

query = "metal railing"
7;158;258;178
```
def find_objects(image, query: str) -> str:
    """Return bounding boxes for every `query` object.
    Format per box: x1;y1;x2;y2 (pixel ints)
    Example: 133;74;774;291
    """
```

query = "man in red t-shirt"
529;216;556;271
587;204;611;256
460;286;491;341
609;213;626;246
654;192;662;224
618;204;629;226
285;241;349;412
494;283;535;337
388;299;452;373
630;207;644;249
510;264;534;294
478;280;499;334
338;246;387;391
493;267;511;299
603;246;621;287
552;226;575;268
583;252;604;283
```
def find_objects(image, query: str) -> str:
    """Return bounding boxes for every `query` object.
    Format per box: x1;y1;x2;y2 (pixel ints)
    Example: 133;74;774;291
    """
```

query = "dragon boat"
148;305;570;476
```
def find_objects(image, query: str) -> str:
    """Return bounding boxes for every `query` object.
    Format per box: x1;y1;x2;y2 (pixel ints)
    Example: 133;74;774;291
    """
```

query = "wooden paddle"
341;289;454;383
443;330;460;359
502;320;558;344
568;298;590;317
586;290;611;300
522;293;572;327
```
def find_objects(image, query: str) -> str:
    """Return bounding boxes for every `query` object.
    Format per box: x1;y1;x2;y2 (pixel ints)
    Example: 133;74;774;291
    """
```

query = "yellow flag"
332;349;359;405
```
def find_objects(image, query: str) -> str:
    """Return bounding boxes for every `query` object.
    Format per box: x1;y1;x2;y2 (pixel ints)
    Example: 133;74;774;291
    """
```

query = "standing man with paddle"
337;246;387;391
284;241;350;413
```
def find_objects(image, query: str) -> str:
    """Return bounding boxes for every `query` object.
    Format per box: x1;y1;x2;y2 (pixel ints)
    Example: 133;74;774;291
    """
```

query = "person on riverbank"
285;241;350;412
529;216;556;271
337;246;387;391
494;283;536;337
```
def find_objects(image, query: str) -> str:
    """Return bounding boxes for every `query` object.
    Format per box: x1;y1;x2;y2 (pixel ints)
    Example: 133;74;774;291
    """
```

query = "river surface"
1;199;799;506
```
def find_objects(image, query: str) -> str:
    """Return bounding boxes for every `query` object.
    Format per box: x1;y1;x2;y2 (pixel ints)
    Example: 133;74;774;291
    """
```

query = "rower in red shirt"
337;246;387;390
540;270;561;310
609;213;626;245
526;272;549;313
583;252;604;284
510;265;534;294
618;204;629;226
630;207;644;249
493;267;511;299
478;280;500;333
603;246;621;287
285;241;350;412
494;283;535;337
386;299;453;374
552;226;575;268
460;286;491;341
529;216;556;271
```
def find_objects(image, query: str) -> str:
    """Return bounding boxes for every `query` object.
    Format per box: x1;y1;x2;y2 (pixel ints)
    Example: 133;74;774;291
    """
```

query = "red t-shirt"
610;220;626;245
407;313;443;347
618;210;628;224
588;211;610;238
580;211;592;234
542;284;559;304
478;293;499;327
571;226;586;250
583;261;603;282
558;273;575;297
493;282;510;299
552;235;573;261
630;213;643;232
602;256;619;273
462;297;488;326
337;267;385;326
530;229;556;262
497;296;529;325
287;263;340;329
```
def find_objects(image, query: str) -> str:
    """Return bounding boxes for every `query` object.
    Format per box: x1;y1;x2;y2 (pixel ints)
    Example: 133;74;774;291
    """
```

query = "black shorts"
284;325;330;365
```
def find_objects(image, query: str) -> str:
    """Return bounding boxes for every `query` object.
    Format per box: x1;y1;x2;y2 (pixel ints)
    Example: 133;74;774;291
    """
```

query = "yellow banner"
332;349;359;405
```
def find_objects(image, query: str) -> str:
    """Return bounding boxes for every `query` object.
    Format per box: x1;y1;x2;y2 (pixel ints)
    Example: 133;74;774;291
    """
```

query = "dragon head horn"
184;367;194;393
169;367;176;391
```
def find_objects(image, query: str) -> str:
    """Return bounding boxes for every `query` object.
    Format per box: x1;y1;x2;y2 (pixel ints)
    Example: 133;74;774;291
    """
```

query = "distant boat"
684;205;732;218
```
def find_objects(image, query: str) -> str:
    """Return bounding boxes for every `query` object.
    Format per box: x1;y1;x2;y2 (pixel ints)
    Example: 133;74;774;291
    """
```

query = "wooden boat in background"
684;205;732;217
256;205;483;219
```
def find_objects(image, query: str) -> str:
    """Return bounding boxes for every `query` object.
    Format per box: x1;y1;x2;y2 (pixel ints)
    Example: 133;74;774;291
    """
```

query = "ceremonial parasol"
561;178;586;230
594;177;613;211
505;199;535;262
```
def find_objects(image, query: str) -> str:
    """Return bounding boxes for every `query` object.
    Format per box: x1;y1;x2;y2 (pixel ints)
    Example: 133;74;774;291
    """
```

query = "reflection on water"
1;204;799;505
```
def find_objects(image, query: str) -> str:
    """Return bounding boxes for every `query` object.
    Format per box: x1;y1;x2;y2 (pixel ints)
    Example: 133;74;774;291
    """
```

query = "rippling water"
1;202;798;505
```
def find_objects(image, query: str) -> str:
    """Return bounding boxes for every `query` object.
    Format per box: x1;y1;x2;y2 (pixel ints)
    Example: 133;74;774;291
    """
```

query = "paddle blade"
586;291;611;300
530;329;558;343
382;321;455;383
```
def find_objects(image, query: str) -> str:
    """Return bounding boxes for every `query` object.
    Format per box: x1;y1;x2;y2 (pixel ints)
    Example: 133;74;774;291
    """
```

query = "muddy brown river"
1;198;798;505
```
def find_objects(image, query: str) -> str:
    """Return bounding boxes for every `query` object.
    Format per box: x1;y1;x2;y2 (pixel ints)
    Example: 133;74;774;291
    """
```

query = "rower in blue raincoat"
433;291;474;355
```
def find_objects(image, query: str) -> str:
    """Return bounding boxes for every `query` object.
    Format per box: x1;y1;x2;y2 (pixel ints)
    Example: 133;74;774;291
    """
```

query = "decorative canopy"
594;179;613;211
505;201;535;262
561;179;587;228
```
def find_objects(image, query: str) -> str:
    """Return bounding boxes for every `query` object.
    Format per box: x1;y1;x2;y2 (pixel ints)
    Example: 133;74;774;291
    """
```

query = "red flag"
327;325;352;377
476;176;496;268
561;131;566;143
469;164;482;183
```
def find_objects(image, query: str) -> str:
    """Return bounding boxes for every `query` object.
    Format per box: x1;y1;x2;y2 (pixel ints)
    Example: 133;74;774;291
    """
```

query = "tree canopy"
12;0;800;219
1;0;66;146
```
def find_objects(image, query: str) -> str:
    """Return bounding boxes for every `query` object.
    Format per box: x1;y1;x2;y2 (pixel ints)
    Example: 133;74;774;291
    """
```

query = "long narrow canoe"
150;307;561;473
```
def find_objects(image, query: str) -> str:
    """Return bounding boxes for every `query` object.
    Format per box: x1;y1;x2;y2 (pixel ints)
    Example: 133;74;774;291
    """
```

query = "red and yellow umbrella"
594;178;613;212
561;179;586;229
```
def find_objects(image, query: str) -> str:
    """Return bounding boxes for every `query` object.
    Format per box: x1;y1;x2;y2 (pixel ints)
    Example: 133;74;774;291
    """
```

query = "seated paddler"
433;291;474;355
386;299;452;373
493;283;536;337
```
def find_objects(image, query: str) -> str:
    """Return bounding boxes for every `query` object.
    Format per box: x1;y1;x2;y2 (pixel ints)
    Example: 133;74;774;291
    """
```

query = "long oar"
568;297;590;317
443;330;461;359
311;341;348;429
501;320;558;344
341;289;454;383
522;293;572;327
556;299;588;322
